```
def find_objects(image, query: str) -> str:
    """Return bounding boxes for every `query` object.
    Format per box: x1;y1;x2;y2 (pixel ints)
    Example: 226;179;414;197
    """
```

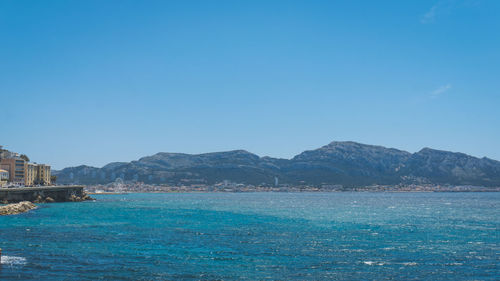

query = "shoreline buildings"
0;145;51;187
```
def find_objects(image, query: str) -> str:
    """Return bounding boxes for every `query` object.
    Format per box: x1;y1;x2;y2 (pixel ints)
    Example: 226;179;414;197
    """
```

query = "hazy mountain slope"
55;150;281;185
284;141;411;185
401;148;500;186
53;141;500;187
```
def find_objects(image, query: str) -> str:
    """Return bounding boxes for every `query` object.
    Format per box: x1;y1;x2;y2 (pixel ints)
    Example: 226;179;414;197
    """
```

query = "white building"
0;169;9;187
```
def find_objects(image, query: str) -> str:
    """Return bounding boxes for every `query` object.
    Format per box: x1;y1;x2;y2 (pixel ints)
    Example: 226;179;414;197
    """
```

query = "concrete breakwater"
0;186;92;204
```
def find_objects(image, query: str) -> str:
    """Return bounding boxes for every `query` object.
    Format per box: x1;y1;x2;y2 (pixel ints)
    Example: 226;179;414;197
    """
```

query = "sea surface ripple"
0;192;498;280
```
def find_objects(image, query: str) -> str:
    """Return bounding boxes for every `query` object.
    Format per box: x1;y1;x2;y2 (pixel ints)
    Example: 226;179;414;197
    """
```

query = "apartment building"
0;158;26;184
25;163;38;186
0;158;51;186
0;146;51;187
36;164;51;185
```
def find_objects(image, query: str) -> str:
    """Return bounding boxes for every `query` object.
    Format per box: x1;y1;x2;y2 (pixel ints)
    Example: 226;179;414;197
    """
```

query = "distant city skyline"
1;0;499;169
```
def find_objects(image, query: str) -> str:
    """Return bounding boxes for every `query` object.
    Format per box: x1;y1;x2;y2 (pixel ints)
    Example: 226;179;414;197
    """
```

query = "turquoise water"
0;192;498;280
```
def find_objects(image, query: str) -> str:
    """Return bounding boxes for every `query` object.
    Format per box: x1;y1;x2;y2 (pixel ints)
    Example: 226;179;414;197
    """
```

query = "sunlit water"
0;192;498;280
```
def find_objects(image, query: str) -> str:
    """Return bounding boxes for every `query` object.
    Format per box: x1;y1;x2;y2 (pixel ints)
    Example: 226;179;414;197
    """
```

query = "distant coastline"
85;183;500;194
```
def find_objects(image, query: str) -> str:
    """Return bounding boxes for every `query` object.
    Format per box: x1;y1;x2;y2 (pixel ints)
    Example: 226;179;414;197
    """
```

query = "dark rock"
33;195;43;203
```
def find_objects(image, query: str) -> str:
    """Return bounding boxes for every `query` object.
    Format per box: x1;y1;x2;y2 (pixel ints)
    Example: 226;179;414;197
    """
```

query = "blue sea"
0;192;498;280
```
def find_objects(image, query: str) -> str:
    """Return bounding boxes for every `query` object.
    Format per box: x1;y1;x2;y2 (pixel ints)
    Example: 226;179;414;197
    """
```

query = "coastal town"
0;145;53;188
85;180;500;194
0;145;91;208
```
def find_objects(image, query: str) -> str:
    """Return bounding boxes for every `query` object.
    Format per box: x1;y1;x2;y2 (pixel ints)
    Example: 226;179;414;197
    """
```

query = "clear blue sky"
1;0;499;169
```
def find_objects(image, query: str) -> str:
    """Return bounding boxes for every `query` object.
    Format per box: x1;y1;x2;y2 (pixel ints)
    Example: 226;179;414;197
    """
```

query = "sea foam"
0;256;27;266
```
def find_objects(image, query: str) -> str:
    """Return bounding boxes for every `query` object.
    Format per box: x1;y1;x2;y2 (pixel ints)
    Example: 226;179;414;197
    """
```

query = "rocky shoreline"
69;192;94;202
31;192;94;203
0;190;95;215
0;186;94;204
0;201;37;215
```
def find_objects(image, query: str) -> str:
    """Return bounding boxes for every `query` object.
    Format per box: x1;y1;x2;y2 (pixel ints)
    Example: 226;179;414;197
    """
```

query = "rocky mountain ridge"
53;141;500;188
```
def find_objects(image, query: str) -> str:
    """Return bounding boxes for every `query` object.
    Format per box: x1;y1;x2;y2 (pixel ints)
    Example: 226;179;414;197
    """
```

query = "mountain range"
53;141;500;188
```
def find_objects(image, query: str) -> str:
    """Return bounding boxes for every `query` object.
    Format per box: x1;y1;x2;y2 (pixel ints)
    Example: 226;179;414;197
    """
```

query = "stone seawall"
0;186;91;203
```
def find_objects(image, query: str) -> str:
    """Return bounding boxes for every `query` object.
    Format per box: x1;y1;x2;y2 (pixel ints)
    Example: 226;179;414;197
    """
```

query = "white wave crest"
363;261;386;266
1;256;27;266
